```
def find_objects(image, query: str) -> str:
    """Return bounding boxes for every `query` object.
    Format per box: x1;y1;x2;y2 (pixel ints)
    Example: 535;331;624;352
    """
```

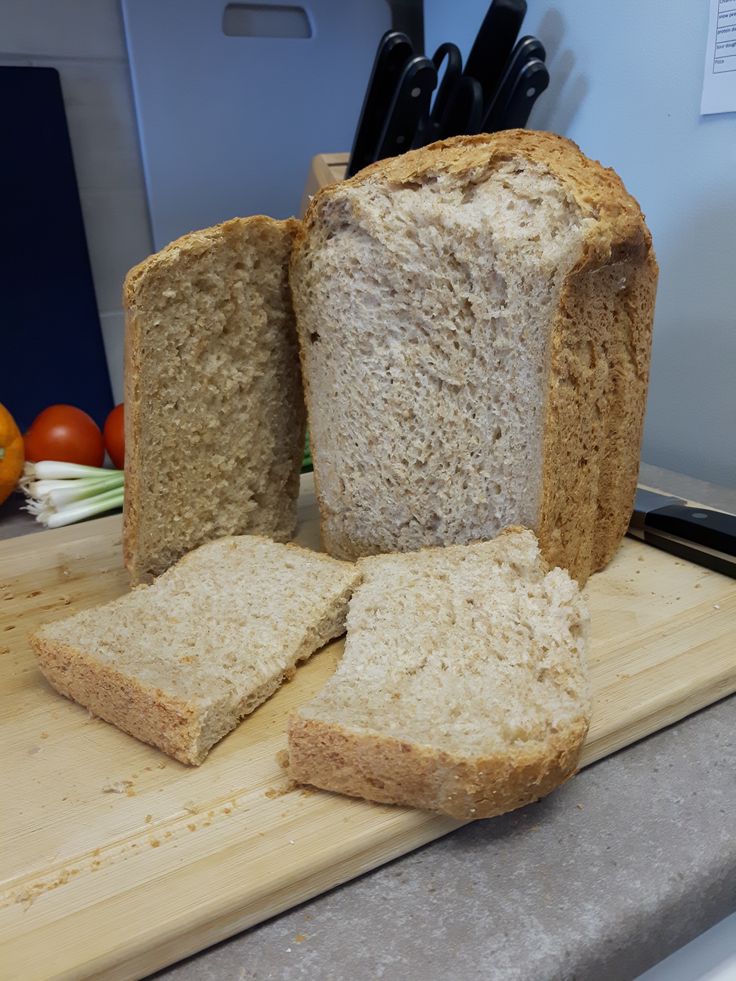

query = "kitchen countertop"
153;697;735;981
3;464;735;980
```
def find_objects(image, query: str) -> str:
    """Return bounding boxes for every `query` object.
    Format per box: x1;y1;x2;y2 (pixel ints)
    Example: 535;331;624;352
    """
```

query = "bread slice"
288;528;590;819
31;536;361;765
124;215;305;584
290;130;658;583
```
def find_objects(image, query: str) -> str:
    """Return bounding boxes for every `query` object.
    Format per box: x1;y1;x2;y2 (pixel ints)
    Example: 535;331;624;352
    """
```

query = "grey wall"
0;0;152;404
427;0;736;486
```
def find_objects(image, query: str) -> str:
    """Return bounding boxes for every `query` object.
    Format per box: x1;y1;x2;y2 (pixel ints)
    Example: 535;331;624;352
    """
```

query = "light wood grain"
1;477;734;981
300;152;349;216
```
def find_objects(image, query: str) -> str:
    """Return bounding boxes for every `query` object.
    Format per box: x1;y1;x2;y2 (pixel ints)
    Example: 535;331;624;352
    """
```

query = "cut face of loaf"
124;216;305;584
31;536;362;765
288;528;590;819
291;131;658;583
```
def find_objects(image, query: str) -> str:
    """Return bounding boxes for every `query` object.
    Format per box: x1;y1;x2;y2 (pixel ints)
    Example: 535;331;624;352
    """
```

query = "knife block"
300;153;349;216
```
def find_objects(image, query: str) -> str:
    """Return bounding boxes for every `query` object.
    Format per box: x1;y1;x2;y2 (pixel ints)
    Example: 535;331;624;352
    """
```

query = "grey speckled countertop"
149;465;736;981
155;696;735;981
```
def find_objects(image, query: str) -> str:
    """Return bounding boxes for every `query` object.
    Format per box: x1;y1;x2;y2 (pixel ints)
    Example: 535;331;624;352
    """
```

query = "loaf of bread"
288;528;590;819
124;216;305;584
31;536;361;764
291;131;658;583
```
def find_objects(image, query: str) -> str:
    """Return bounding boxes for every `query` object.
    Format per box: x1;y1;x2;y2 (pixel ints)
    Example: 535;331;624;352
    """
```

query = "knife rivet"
691;512;708;520
526;87;536;97
410;87;421;98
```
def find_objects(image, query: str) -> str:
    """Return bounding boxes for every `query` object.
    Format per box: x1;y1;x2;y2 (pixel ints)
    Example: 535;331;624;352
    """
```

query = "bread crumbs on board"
265;781;297;799
102;780;133;794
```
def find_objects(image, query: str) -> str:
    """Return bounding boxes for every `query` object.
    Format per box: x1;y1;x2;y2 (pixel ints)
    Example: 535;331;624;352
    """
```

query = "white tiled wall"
0;0;153;402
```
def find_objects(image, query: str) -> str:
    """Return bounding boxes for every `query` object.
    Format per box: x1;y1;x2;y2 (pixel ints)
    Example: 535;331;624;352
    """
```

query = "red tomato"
24;405;105;467
103;403;125;470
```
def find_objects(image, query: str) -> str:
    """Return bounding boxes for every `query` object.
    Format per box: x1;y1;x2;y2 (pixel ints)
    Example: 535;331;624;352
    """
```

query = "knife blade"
627;487;736;578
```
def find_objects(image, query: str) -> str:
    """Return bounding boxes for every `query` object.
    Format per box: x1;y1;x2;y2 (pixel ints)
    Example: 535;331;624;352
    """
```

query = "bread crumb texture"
291;131;657;582
31;536;361;765
124;216;306;583
289;528;590;819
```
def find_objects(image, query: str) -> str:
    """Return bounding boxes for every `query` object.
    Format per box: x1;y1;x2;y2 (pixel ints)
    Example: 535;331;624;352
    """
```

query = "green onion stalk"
20;462;124;528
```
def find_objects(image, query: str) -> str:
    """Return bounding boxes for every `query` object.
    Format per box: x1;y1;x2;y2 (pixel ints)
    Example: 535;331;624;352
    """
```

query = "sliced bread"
290;130;658;583
31;536;361;765
124;215;305;584
288;528;590;819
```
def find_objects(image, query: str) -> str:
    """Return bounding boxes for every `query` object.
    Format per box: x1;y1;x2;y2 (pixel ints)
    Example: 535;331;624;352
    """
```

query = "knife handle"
375;57;436;161
644;505;736;579
437;75;484;139
481;35;546;132
347;31;414;177
495;58;548;130
464;0;528;106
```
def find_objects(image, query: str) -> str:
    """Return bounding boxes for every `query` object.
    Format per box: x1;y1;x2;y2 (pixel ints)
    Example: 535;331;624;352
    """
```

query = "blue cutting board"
122;0;392;249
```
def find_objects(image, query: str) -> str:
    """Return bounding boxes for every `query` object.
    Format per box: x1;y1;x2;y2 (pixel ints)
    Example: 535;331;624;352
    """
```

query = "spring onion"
22;461;115;481
21;462;124;527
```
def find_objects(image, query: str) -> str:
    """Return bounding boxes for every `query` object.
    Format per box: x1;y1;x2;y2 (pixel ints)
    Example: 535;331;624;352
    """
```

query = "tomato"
103;403;125;470
24;405;105;467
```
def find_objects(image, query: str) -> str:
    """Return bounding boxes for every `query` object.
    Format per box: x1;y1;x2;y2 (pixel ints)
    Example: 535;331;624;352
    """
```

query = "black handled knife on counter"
628;488;736;578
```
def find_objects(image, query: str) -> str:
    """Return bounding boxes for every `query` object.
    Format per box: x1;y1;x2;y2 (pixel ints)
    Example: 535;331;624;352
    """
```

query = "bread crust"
123;215;304;583
538;251;658;581
288;714;589;820
291;131;658;578
31;634;205;765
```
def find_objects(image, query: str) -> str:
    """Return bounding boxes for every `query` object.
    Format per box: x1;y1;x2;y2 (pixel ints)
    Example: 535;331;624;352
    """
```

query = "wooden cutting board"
2;476;735;981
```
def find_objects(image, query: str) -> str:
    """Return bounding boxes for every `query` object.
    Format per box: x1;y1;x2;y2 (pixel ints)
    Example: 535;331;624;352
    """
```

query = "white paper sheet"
701;0;736;114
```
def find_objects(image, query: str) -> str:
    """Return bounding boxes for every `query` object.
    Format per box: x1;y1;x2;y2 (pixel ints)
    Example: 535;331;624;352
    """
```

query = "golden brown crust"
296;130;651;273
538;252;658;583
123;215;303;583
288;713;589;820
31;634;203;765
293;131;658;577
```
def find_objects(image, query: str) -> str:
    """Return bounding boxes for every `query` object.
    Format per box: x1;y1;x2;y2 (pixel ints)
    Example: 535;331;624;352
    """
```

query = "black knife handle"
464;0;528;106
375;57;436;161
438;75;484;138
481;36;546;132
430;42;463;125
347;31;414;177
644;504;736;579
496;58;549;129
